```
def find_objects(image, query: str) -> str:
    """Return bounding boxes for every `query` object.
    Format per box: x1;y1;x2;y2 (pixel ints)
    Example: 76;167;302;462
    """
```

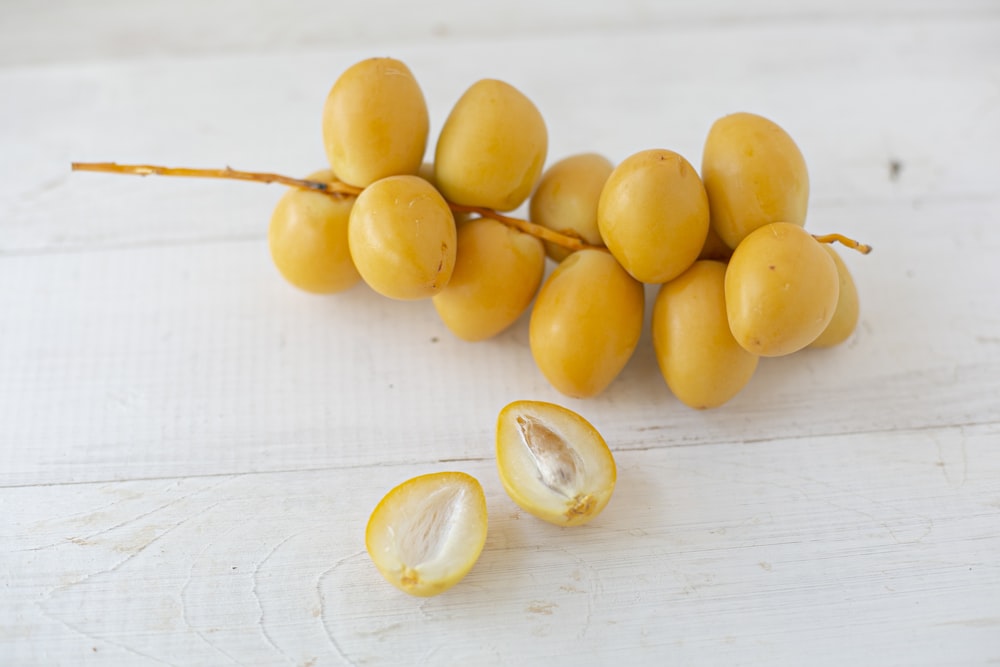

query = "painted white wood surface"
1;2;999;665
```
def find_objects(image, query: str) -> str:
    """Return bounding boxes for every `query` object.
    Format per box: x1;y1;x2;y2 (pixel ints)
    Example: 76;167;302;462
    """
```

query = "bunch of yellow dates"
269;57;863;410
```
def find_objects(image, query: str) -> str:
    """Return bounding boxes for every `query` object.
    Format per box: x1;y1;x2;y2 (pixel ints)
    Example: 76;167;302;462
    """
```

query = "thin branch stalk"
70;162;871;255
70;162;596;250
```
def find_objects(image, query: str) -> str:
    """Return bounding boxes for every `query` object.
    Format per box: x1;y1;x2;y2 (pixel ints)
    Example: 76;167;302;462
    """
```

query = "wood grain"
1;1;998;665
4;426;999;665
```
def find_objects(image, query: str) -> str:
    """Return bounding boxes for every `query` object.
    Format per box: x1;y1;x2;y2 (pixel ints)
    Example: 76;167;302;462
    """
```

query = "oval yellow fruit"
652;260;759;409
529;249;644;397
348;175;456;300
322;57;429;187
268;169;360;294
529;153;613;262
434;79;548;212
702;112;809;249
725;222;839;356
432;218;545;342
597;149;709;284
809;245;860;348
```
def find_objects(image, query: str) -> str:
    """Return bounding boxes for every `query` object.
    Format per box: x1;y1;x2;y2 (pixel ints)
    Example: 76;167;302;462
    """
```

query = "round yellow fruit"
434;79;547;212
725;222;839;356
652;260;759;408
809;245;860;348
529;249;644;397
348;175;456;300
322;57;429;187
597;149;709;284
432;218;545;342
268;169;360;294
529;153;612;262
702;112;809;249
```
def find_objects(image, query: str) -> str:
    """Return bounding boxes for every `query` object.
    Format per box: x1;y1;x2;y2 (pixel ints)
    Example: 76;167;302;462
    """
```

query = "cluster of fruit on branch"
289;56;866;408
73;56;872;597
76;56;868;410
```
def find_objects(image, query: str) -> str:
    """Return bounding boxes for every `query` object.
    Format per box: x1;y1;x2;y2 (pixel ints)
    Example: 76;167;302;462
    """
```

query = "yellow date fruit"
725;222;839;357
434;79;548;211
496;400;616;527
268;169;360;294
809;245;860;348
322;57;429;187
432;218;545;342
348;175;456;300
652;260;759;409
366;471;488;597
529;153;613;262
702;112;809;249
529;249;644;398
597;149;709;284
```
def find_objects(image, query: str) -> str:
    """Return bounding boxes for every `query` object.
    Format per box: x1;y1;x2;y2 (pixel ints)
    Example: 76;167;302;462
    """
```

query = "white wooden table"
2;1;999;665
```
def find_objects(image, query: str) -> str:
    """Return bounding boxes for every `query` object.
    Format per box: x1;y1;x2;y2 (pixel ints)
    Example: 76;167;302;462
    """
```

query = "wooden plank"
1;0;996;67
2;2;999;664
3;424;998;665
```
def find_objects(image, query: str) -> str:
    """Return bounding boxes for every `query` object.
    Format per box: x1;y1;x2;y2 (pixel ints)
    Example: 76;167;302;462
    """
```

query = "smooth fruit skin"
434;79;548;212
529;153;613;262
348;175;456;301
597;149;709;284
529;249;644;398
809;245;860;348
702;112;809;249
725;222;839;357
652;261;759;409
365;471;487;597
322;57;429;187
432;218;545;342
496;400;616;527
268;169;360;294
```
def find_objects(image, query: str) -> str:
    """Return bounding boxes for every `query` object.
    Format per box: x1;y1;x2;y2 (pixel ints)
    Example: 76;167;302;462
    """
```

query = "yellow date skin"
529;250;644;398
652;261;759;409
268;169;361;294
702;112;809;249
529;153;613;262
725;222;839;357
809;245;860;348
322;57;429;187
348;175;456;301
432;218;545;342
597;149;709;284
434;79;548;212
